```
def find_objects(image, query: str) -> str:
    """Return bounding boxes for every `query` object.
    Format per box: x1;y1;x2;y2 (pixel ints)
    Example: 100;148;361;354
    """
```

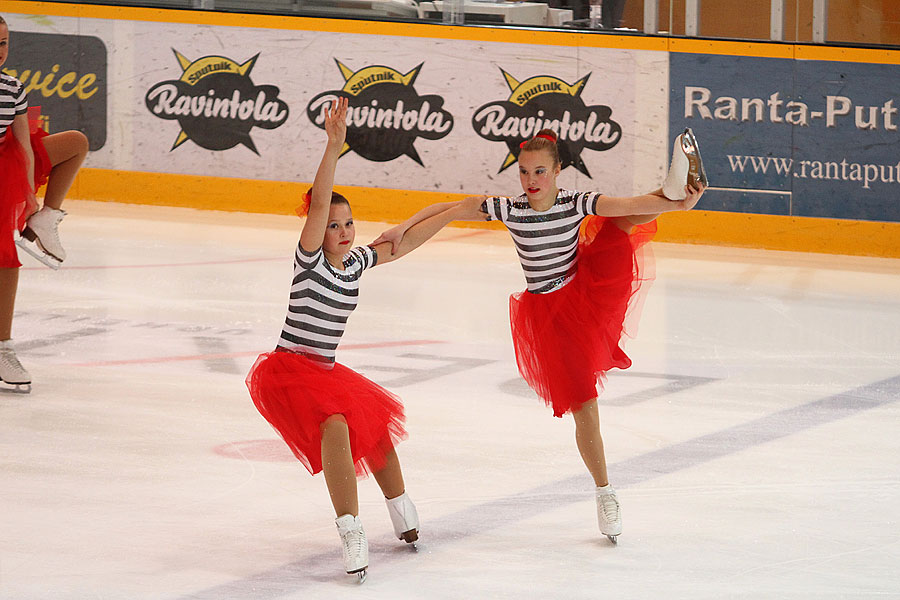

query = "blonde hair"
519;129;560;168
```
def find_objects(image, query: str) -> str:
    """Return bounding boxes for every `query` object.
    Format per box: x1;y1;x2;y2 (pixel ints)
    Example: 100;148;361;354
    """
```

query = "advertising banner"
4;31;107;150
4;12;664;200
134;26;661;197
670;53;900;223
7;7;894;227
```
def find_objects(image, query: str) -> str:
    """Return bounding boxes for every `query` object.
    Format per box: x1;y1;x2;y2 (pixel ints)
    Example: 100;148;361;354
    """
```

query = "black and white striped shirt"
482;189;601;294
277;243;379;363
0;73;28;137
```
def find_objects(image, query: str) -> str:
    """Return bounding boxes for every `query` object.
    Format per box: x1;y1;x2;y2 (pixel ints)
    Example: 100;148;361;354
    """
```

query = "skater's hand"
324;97;348;149
681;183;705;211
461;195;487;213
372;224;408;256
455;195;490;221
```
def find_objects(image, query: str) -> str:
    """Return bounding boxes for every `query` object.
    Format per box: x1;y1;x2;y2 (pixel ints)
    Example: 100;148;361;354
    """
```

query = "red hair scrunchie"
296;190;312;217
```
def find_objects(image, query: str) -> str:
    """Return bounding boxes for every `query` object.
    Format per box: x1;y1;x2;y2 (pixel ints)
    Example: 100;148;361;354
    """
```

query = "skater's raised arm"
299;97;348;254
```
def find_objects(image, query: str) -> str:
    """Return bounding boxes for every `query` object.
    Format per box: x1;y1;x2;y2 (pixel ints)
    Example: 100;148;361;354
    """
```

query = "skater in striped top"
375;128;706;543
0;15;89;393
245;98;475;581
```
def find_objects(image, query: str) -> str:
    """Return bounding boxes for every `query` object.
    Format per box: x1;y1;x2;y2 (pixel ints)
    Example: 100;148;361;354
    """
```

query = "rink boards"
2;1;899;257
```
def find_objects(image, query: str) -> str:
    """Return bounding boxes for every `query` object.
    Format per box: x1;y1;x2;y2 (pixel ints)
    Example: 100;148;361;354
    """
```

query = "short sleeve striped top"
481;189;601;293
0;73;28;137
277;243;379;363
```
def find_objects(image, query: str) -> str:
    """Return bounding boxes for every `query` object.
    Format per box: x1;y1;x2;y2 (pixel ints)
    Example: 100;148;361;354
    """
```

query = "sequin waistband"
531;274;574;295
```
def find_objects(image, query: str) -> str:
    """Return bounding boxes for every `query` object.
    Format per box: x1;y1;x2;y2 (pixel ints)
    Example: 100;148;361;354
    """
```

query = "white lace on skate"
386;492;419;543
335;514;368;579
596;490;622;542
0;340;32;393
26;207;67;262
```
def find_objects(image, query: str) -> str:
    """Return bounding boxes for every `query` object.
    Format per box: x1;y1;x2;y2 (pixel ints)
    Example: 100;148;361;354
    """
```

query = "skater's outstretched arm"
11;112;37;217
372;195;488;255
594;183;704;220
612;183;706;230
371;198;478;265
299;97;347;254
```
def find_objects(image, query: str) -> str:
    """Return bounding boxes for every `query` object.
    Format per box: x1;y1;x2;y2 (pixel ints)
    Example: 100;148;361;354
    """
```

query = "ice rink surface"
2;200;899;599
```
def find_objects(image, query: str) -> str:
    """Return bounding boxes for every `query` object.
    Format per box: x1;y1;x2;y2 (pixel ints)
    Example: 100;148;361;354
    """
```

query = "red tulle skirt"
245;349;407;478
509;217;657;417
0;119;52;268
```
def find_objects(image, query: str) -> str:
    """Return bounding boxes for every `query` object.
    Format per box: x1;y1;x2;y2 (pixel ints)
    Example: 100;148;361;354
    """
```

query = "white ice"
2;201;899;599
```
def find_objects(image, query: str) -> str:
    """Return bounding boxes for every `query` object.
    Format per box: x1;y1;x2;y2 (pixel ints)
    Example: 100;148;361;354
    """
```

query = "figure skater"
245;97;474;581
374;128;707;543
0;15;89;393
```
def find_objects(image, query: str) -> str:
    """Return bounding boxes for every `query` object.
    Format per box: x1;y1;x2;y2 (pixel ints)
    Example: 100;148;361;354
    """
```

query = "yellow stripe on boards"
68;168;503;230
668;38;794;59
794;44;900;65
656;210;900;258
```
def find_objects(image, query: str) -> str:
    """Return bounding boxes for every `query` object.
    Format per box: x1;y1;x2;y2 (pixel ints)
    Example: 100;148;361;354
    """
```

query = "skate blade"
680;128;709;189
400;529;419;544
15;233;62;270
1;381;32;394
348;567;367;583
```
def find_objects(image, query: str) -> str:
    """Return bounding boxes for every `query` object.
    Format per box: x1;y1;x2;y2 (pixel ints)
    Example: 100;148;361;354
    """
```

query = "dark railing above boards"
28;0;900;46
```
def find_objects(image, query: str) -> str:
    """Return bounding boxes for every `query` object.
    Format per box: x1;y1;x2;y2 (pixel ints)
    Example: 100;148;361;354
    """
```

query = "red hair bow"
296;190;312;217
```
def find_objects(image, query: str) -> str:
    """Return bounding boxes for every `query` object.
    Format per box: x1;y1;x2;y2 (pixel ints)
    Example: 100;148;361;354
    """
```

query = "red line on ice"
68;339;444;367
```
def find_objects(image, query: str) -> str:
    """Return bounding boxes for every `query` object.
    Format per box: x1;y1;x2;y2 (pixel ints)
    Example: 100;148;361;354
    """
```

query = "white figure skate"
596;486;622;544
662;128;708;200
385;492;419;544
16;206;67;269
335;514;368;582
0;339;32;394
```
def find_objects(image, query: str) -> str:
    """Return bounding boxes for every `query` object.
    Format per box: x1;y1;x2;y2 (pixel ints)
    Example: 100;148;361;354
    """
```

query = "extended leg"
0;267;17;341
0;268;31;392
321;414;368;578
20;131;89;266
572;399;609;487
39;131;89;210
372;447;405;499
573;399;621;542
320;414;358;517
373;448;419;543
662;128;708;200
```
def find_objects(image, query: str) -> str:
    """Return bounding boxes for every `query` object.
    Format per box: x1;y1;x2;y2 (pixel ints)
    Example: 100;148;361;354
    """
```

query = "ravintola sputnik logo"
306;60;452;165
473;69;622;176
145;50;288;153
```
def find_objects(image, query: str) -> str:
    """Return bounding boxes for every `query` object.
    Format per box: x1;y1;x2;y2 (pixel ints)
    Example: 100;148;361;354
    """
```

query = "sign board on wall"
5;7;897;226
4;31;107;150
3;13;666;200
670;53;900;223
